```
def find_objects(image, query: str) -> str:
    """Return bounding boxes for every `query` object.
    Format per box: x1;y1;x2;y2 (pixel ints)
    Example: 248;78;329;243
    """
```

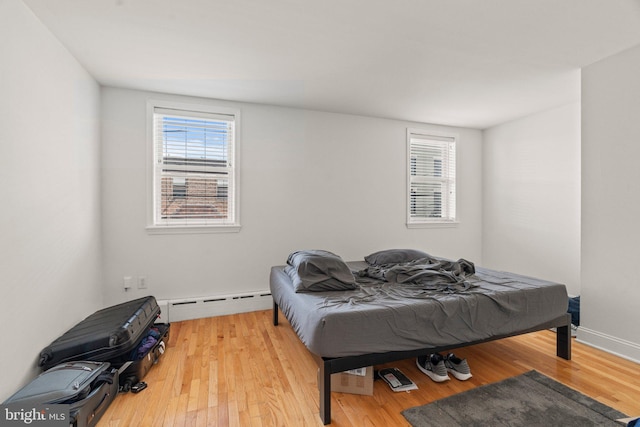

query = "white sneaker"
416;353;450;382
444;353;472;381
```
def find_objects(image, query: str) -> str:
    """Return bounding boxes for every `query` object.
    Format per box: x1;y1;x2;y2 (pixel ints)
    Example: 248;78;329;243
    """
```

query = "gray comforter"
357;256;476;293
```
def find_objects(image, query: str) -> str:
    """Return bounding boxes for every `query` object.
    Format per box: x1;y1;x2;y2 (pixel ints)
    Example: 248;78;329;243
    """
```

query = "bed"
270;249;572;425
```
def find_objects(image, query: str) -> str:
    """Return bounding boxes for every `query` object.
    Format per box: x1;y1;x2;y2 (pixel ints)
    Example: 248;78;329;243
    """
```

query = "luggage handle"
39;354;50;367
87;391;111;425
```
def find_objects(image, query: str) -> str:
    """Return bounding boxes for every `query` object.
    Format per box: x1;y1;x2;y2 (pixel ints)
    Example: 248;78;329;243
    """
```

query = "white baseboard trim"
157;290;273;323
576;327;640;364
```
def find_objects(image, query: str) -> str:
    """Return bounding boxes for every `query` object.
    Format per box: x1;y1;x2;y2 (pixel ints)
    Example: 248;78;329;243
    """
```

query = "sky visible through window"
162;116;229;163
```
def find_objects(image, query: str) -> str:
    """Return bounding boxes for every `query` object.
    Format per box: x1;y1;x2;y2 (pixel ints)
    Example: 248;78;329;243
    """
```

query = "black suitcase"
119;323;170;391
3;361;119;427
39;296;160;371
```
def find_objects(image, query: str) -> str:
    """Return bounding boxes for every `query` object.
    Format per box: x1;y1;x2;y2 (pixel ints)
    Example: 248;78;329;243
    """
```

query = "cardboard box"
319;367;374;396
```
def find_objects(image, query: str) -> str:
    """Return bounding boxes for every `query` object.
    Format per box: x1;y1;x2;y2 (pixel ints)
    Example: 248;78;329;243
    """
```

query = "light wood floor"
100;309;640;426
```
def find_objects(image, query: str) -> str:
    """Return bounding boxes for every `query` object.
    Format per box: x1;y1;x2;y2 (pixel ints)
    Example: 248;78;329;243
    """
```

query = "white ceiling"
23;0;640;129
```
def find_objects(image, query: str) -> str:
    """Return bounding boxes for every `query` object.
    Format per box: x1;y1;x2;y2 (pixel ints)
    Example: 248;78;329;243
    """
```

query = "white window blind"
407;131;456;224
151;105;239;228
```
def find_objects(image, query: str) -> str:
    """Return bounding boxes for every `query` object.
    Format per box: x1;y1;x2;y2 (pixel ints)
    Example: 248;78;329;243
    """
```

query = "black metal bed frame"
273;301;572;425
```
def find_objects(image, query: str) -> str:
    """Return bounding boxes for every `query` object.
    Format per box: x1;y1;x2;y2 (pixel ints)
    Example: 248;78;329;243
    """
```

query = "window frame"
146;100;241;234
406;128;458;228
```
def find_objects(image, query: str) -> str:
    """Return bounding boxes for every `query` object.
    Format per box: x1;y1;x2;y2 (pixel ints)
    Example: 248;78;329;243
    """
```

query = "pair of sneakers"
416;353;472;382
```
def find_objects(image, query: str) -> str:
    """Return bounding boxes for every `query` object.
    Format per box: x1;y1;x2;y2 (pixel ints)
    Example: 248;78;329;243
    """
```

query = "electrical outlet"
123;276;134;291
138;276;147;289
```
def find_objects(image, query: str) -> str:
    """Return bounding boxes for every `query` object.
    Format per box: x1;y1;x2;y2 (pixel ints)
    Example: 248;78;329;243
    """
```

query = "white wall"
482;104;581;297
100;87;483;304
0;0;102;400
581;44;640;361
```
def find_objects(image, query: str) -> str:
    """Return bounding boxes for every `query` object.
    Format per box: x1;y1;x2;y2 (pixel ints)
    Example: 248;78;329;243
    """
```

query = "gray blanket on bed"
358;256;476;293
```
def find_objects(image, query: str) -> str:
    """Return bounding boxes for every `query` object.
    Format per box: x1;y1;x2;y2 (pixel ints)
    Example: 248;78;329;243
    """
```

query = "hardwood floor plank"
98;309;640;426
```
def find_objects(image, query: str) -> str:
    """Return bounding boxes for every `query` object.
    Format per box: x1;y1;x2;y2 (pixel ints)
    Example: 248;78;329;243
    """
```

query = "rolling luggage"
39;296;160;371
3;361;119;427
119;323;170;391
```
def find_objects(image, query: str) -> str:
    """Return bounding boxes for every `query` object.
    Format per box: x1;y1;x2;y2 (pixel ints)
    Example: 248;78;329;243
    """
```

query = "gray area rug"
402;370;627;426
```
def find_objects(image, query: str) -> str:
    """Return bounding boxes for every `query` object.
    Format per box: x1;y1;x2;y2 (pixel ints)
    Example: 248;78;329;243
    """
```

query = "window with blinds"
150;103;240;230
407;130;456;225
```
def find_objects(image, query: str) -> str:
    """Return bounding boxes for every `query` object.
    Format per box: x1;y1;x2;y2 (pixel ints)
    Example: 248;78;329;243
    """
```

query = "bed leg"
318;361;331;425
556;321;572;360
273;301;279;326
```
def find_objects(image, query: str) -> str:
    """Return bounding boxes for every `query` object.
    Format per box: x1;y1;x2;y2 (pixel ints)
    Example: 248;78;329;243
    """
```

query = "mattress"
270;261;568;358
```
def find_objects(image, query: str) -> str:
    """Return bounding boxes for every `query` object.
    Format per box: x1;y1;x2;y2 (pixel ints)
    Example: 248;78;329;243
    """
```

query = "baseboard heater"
157;291;273;323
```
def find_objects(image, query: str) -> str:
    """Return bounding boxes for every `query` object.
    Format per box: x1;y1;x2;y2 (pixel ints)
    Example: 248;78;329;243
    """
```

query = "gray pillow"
364;249;429;266
286;250;356;292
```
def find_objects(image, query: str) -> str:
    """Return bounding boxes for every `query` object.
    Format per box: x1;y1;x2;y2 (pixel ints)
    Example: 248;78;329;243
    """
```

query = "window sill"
406;221;459;229
146;224;241;235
